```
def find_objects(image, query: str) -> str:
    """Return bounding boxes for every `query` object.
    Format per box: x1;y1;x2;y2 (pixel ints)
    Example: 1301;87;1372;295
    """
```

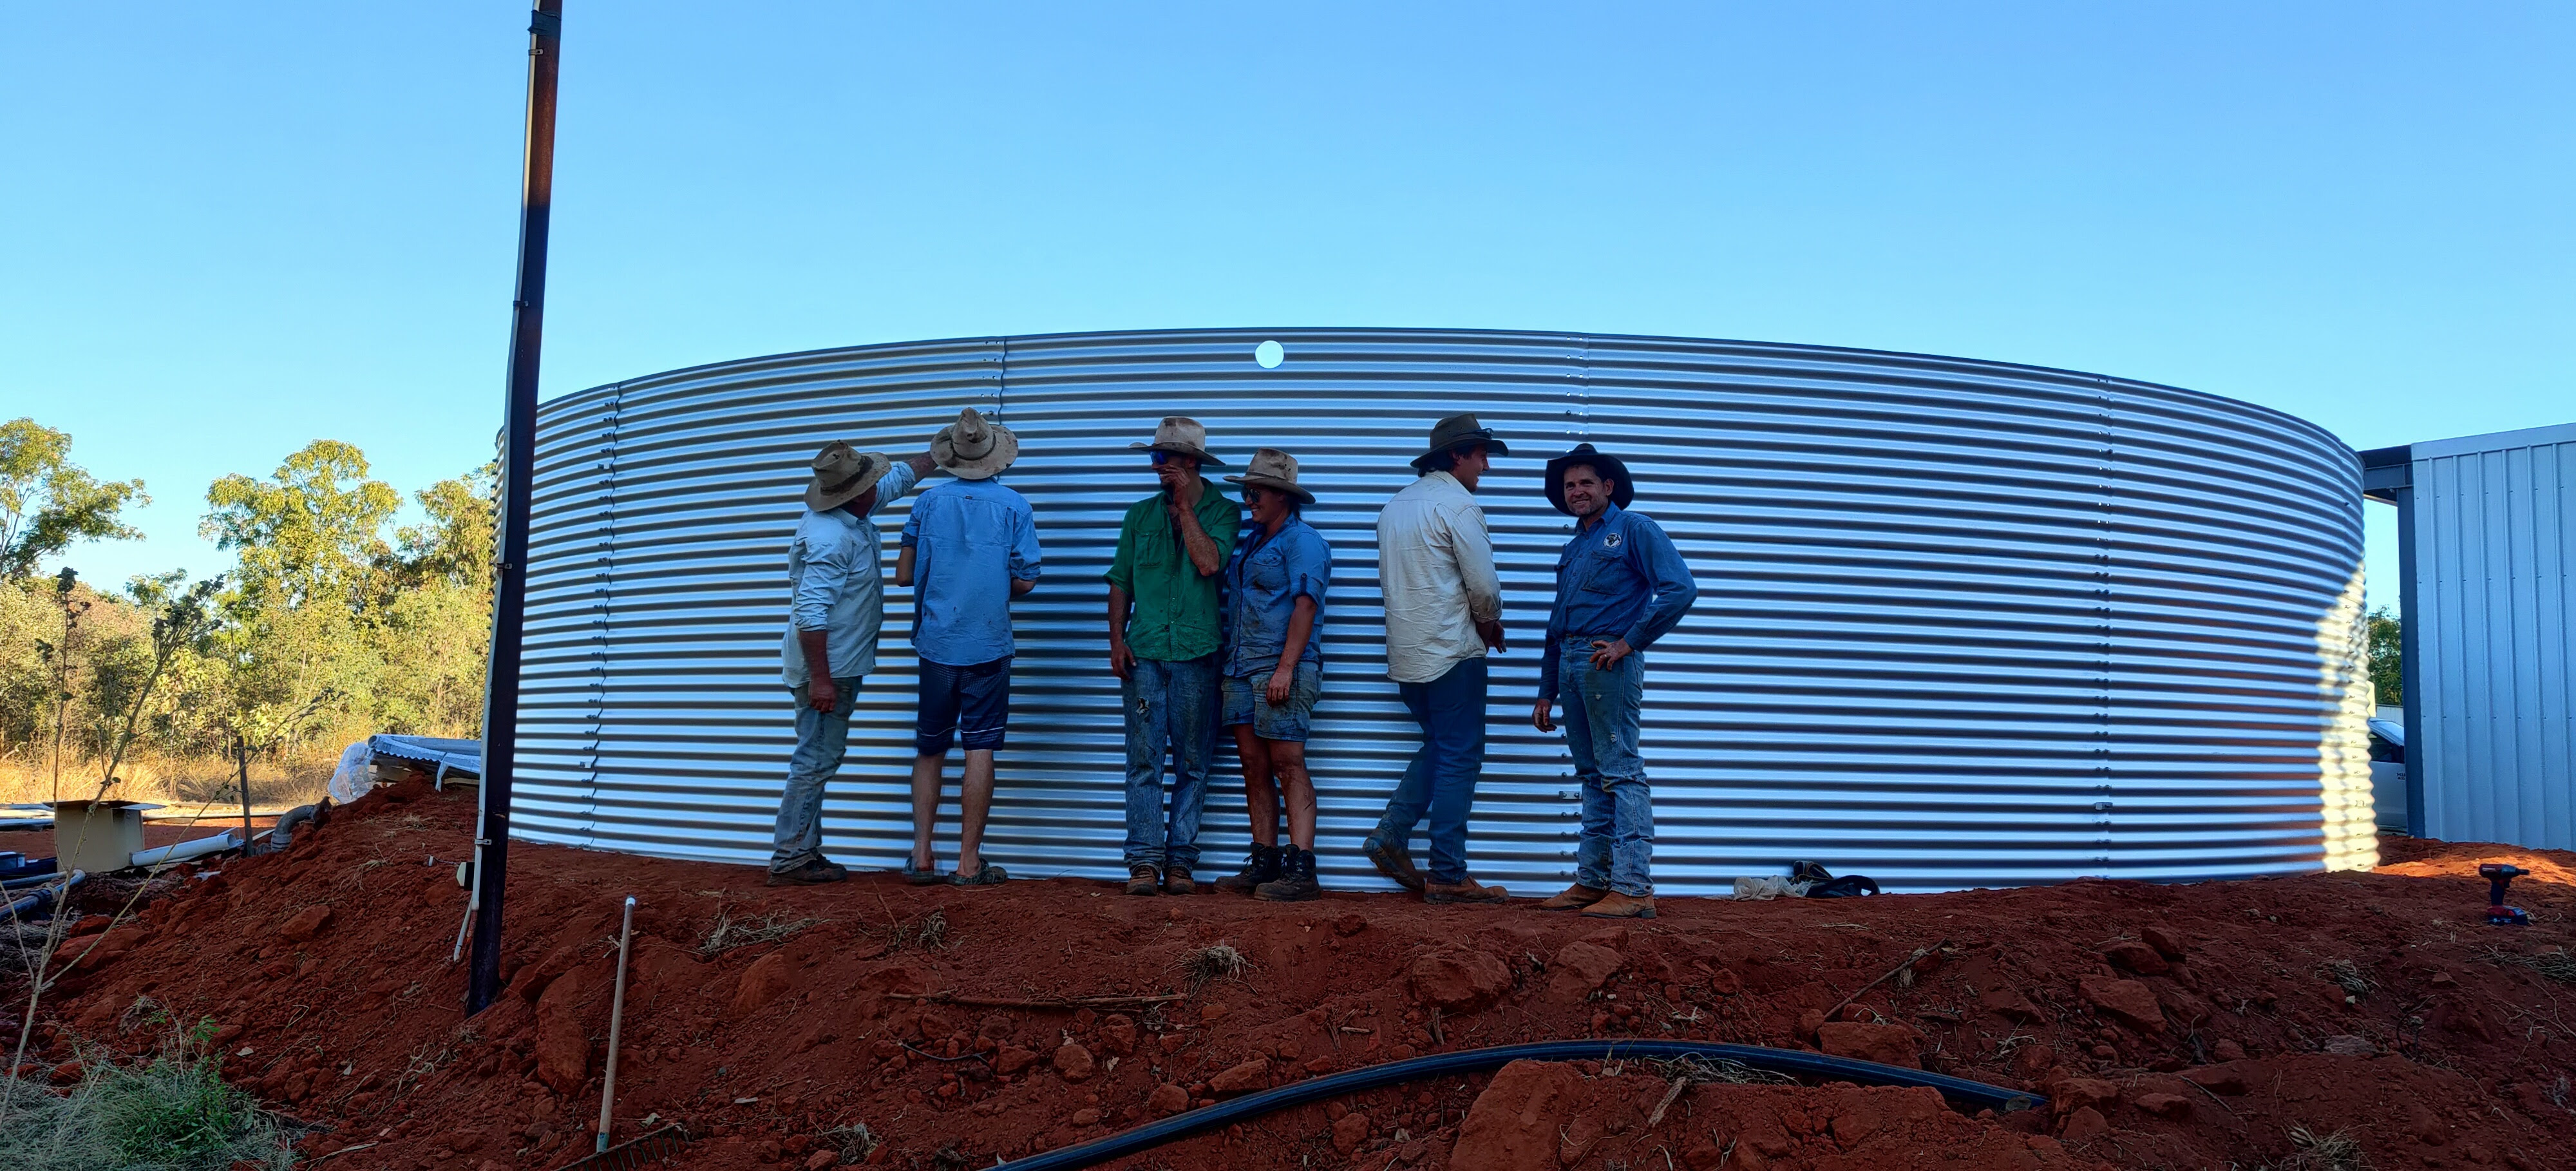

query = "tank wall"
516;328;2371;893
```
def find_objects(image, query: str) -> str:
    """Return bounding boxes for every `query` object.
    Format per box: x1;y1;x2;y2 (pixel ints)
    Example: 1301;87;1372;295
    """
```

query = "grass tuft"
887;910;949;953
698;905;826;956
2272;1124;2370;1171
1638;1052;1799;1087
0;1019;294;1170
1182;943;1251;991
2479;946;2576;985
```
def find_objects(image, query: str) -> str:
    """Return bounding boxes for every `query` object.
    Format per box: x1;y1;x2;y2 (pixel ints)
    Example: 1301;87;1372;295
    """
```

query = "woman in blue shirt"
1213;449;1334;901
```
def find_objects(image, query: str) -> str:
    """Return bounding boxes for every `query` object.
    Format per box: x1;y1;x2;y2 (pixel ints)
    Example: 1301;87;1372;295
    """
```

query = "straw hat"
1542;443;1635;515
1130;416;1225;466
803;441;893;511
933;408;1018;480
1409;413;1511;473
1224;447;1314;504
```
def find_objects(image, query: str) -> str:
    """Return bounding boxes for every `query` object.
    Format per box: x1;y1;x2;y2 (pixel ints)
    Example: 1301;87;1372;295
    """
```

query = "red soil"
14;777;2576;1171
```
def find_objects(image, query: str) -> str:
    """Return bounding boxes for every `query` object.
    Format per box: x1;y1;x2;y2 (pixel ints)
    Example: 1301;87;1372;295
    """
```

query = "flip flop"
901;861;943;886
951;862;1008;887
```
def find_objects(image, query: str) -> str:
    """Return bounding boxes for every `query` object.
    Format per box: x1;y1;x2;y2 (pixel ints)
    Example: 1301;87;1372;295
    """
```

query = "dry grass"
2320;959;2376;999
1639;1052;1799;1087
0;751;330;811
2272;1125;2370;1171
2480;946;2576;985
697;906;825;957
1181;943;1251;991
886;909;949;953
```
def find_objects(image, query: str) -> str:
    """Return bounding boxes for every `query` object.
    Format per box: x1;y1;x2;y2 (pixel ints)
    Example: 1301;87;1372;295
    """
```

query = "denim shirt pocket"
1247;546;1289;591
1578;548;1628;593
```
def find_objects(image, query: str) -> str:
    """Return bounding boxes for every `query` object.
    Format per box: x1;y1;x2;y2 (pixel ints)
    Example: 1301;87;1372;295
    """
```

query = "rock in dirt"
1406;948;1513;1013
2060;1105;2111;1144
2133;1092;2192;1119
533;966;596;1094
2181;1065;2247;1095
2318;1034;2376;1056
275;905;332;942
1053;1042;1096;1081
730;951;795;1016
2049;1077;2119;1113
994;1045;1039;1076
1148;1083;1189;1116
1208;1057;1269;1096
1099;1013;1138;1055
53;926;147;971
2101;940;2170;975
1450;1059;1584;1171
1332;1111;1371;1153
2077;974;2164;1031
1815;1022;1923;1069
1545;940;1623;1001
2141;924;2188;960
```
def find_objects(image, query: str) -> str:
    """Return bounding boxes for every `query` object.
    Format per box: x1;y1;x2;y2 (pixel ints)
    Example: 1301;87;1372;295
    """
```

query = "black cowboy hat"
1542;443;1635;515
1409;413;1511;473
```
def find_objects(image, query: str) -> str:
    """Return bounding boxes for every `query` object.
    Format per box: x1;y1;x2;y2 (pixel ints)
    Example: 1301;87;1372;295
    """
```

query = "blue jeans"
1368;657;1488;884
1122;654;1220;871
773;674;861;873
1559;641;1651;896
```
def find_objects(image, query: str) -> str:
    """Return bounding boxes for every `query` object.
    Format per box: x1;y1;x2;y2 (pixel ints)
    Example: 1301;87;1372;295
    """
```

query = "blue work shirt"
781;461;923;687
1539;504;1698;702
1222;516;1332;678
901;478;1042;667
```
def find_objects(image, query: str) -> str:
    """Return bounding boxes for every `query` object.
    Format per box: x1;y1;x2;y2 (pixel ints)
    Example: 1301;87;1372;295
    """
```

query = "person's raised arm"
1168;486;1227;576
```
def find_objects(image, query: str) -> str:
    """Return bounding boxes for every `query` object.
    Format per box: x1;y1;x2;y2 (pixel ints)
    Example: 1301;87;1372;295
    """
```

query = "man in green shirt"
1107;417;1242;895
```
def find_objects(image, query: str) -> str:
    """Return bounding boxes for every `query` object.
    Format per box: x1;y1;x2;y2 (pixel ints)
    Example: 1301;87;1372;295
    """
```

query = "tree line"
0;417;494;799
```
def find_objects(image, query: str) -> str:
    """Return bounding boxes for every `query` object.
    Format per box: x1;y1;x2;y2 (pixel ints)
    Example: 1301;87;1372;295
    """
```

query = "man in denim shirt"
1213;449;1332;901
1529;444;1698;919
1105;417;1241;896
774;441;937;886
898;408;1041;888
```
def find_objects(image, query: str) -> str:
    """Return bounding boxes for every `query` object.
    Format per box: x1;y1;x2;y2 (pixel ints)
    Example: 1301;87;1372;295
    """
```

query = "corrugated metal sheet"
515;328;2371;893
2409;423;2576;850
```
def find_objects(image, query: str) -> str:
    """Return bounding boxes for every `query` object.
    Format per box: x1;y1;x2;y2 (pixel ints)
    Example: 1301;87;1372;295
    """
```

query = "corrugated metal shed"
517;328;2374;892
2367;421;2576;850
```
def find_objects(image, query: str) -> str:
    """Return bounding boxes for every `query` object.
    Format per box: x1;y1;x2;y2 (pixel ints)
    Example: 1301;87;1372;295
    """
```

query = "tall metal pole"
469;0;563;1014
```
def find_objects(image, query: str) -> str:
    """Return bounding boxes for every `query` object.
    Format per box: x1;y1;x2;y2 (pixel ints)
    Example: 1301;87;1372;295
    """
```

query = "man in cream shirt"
1363;414;1511;904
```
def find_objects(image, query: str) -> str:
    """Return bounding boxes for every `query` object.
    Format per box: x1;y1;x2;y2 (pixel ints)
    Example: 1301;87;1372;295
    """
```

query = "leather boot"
1124;865;1160;896
1421;876;1510;904
1254;846;1322;902
1213;844;1282;895
1539;882;1608;911
1362;837;1425;893
1580;891;1656;919
1164;865;1197;896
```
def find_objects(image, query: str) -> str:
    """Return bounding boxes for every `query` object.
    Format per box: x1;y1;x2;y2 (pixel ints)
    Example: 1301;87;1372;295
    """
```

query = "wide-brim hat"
1542;443;1635;515
1410;412;1511;473
804;441;893;511
1129;415;1224;466
1224;447;1314;504
933;407;1018;480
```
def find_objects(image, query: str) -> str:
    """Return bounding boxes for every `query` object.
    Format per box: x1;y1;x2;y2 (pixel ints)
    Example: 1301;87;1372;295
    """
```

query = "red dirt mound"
13;779;2576;1170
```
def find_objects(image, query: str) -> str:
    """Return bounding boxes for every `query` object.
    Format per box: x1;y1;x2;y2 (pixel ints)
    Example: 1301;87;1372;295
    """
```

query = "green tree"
2366;605;2402;707
0;417;148;580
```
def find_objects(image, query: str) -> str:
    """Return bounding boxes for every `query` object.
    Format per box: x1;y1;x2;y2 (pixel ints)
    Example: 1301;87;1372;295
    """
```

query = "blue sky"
5;3;2568;605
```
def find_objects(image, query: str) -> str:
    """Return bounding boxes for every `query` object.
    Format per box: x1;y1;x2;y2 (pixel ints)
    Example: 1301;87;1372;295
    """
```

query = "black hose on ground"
994;1038;2045;1170
3;870;84;920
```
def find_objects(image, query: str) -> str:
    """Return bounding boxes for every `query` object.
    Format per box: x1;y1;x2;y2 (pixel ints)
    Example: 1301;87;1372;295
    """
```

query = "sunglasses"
1150;452;1171;466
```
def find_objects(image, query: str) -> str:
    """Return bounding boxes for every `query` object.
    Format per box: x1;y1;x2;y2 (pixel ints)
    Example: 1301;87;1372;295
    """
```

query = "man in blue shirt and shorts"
1213;448;1333;900
898;408;1041;888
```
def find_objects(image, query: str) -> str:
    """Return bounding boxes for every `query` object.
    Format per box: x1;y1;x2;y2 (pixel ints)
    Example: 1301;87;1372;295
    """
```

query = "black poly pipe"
994;1039;2044;1170
3;871;83;920
468;0;564;1016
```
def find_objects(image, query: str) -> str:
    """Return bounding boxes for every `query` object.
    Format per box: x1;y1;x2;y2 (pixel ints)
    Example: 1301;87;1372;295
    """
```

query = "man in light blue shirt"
898;408;1041;887
773;441;935;886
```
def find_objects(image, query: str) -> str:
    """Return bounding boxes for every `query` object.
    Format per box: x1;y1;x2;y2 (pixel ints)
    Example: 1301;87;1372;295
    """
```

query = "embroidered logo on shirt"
1603;531;1622;550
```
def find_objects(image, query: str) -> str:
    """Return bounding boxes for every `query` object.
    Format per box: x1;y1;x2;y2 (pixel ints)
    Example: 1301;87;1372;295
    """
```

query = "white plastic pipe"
596;895;636;1152
129;830;241;868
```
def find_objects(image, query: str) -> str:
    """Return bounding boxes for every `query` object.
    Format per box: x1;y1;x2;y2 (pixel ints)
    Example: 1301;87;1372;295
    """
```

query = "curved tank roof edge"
540;326;2353;452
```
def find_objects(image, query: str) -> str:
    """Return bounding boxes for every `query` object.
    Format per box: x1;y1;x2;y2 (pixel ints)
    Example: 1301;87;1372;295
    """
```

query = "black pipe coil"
995;1038;2043;1170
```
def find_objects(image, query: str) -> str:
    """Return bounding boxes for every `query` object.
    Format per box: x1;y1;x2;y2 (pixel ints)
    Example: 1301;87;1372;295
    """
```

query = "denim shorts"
1220;662;1320;742
916;656;1010;754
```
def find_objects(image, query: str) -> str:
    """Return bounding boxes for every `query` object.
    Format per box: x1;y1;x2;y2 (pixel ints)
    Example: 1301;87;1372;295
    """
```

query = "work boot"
1539;882;1608;911
1164;865;1197;896
1581;891;1656;919
1421;876;1510;905
1254;846;1321;902
766;859;846;887
1214;844;1282;895
1125;865;1160;896
1362;837;1425;893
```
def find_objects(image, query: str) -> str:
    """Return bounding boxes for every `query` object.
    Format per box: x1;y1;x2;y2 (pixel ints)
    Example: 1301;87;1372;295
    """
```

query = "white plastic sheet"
327;741;372;806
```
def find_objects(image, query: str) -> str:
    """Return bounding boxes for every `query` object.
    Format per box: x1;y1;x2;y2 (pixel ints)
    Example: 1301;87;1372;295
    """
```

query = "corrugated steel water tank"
516;328;2375;893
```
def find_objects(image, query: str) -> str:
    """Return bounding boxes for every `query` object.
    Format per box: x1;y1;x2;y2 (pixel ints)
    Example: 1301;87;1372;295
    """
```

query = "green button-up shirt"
1105;481;1242;662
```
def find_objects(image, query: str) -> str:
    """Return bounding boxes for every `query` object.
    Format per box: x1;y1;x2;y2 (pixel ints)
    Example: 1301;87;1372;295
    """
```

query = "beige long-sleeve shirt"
1375;470;1503;683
